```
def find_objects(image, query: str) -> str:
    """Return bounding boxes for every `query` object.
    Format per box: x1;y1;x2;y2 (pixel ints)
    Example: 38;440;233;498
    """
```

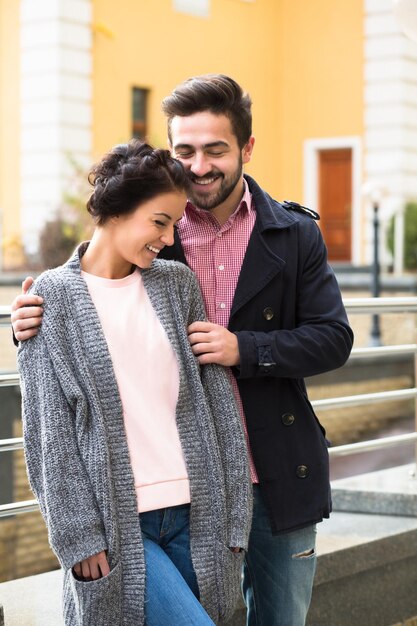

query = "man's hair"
86;140;189;225
162;74;252;149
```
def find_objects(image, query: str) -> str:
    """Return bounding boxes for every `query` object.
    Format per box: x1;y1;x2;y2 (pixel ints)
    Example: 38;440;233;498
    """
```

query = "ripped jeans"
242;485;317;626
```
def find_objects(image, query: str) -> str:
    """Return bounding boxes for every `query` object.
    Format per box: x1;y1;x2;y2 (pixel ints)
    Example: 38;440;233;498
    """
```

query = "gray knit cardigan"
18;244;252;626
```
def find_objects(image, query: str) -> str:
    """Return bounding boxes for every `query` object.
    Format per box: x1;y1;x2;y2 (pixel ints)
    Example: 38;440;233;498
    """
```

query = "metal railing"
1;297;417;518
0;305;12;328
322;298;417;462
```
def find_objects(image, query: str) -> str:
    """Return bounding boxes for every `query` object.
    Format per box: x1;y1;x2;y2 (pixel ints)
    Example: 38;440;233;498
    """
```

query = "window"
173;0;209;18
132;87;149;140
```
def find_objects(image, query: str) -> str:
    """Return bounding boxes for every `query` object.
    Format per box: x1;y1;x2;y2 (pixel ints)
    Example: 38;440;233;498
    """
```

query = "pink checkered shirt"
177;179;259;483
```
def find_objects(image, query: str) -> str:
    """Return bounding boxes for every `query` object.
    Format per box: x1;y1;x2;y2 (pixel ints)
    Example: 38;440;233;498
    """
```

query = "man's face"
170;111;253;212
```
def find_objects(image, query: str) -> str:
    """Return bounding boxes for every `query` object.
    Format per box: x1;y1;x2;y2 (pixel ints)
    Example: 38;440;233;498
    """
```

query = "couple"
13;74;353;626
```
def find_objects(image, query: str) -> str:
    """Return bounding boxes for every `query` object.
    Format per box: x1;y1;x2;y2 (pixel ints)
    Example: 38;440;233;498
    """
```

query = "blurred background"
1;0;417;584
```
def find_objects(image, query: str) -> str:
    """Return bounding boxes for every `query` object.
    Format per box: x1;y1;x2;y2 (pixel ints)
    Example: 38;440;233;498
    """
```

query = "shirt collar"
185;177;253;221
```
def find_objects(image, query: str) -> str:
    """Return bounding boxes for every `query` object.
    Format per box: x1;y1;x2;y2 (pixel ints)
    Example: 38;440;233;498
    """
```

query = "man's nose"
189;153;211;177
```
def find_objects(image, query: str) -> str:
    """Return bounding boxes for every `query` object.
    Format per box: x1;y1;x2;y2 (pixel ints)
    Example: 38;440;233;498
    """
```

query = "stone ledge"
307;471;417;626
0;568;62;625
331;463;417;516
315;510;417;585
333;272;417;292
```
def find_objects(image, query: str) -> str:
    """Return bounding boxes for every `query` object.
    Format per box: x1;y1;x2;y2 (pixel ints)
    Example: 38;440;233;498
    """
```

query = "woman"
18;141;252;626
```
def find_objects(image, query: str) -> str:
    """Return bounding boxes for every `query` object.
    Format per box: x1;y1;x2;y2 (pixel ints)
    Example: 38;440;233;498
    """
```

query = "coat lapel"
229;176;296;321
229;218;286;320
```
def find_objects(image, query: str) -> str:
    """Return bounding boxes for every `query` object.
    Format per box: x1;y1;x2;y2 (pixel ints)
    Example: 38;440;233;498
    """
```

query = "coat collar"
244;174;299;231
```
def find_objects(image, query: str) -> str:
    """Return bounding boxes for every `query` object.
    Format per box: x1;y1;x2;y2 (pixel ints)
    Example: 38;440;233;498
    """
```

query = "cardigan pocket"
68;560;122;625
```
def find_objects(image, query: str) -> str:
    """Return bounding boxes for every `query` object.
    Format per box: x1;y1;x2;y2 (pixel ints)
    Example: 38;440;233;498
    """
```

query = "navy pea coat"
160;174;354;534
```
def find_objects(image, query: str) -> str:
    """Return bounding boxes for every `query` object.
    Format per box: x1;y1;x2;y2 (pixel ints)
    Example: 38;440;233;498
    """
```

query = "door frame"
303;136;362;266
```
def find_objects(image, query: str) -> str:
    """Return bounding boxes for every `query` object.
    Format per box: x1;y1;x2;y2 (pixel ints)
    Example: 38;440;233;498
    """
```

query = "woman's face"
110;191;186;269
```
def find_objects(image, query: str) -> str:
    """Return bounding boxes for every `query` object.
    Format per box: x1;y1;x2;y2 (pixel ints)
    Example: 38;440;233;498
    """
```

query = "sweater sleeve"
18;315;108;570
184;270;253;550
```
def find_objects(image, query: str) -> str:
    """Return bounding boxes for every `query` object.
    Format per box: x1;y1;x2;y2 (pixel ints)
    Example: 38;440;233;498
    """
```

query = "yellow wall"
91;0;281;177
92;0;363;203
277;0;364;200
0;0;22;268
0;0;365;265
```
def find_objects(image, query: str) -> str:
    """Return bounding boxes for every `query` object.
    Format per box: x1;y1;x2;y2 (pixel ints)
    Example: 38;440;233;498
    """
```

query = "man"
12;74;353;626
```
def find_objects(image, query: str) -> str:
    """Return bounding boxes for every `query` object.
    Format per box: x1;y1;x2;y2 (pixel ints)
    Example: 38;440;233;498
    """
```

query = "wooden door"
318;148;352;262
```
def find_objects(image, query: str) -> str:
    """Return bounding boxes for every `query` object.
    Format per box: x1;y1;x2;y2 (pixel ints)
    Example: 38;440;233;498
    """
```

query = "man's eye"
176;152;193;159
207;151;225;157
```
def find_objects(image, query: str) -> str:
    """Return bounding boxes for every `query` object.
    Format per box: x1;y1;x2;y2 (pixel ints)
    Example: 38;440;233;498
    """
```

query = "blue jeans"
242;485;317;626
139;503;214;626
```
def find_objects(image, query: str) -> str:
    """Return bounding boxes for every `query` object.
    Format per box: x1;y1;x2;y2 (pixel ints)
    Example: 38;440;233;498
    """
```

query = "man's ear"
242;136;255;165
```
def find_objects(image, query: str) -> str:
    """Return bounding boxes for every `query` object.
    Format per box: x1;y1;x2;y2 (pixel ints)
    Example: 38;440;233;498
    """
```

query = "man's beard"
187;155;243;211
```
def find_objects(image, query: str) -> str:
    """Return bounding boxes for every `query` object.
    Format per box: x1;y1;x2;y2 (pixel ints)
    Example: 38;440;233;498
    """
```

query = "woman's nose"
160;226;175;247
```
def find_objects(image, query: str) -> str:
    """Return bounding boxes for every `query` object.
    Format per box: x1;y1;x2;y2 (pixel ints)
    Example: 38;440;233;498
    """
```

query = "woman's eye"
155;220;166;227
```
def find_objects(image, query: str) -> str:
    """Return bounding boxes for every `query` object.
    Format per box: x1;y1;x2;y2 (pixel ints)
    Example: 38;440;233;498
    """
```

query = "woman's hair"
161;74;252;149
87;140;190;225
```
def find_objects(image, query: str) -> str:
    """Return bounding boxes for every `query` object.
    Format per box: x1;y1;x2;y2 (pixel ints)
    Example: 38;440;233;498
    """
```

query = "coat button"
263;307;274;321
296;465;309;479
282;413;295;426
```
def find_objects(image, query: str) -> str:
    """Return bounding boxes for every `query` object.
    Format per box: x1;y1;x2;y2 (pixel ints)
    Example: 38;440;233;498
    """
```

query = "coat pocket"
65;561;122;626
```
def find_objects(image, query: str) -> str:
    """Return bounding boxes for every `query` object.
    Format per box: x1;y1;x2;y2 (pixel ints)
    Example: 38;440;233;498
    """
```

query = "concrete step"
331;463;417;517
309;507;417;625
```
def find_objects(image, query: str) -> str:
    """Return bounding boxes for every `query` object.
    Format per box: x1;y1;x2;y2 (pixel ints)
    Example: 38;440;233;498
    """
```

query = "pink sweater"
82;268;190;512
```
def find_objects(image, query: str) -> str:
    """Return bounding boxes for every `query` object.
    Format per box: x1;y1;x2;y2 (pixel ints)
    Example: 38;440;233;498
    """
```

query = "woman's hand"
73;550;110;581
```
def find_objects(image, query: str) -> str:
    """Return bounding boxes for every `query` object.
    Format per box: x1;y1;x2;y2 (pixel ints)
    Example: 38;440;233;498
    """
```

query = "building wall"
0;0;22;269
0;0;366;265
91;0;364;202
19;0;93;259
278;0;364;201
91;0;281;187
364;0;417;271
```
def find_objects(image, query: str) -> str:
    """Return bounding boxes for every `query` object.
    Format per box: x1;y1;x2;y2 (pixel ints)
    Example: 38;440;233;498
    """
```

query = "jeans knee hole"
292;548;315;560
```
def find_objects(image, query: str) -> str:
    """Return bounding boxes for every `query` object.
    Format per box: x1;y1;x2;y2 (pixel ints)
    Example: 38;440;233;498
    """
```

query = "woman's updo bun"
86;140;190;225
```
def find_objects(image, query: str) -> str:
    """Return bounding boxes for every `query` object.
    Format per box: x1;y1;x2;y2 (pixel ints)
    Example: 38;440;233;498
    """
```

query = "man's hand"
73;550;110;581
187;321;240;366
11;277;44;342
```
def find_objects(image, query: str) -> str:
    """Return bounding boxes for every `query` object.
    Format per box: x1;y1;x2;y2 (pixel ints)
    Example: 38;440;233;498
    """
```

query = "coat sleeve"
235;219;354;379
18;305;108;570
184;269;253;549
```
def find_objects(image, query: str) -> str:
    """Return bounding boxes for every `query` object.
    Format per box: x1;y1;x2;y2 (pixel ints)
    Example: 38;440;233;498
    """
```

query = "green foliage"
38;155;94;269
38;218;81;269
386;202;417;270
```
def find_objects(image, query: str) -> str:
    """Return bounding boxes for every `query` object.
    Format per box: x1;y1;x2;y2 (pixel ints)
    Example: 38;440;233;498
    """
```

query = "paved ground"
0;569;62;626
